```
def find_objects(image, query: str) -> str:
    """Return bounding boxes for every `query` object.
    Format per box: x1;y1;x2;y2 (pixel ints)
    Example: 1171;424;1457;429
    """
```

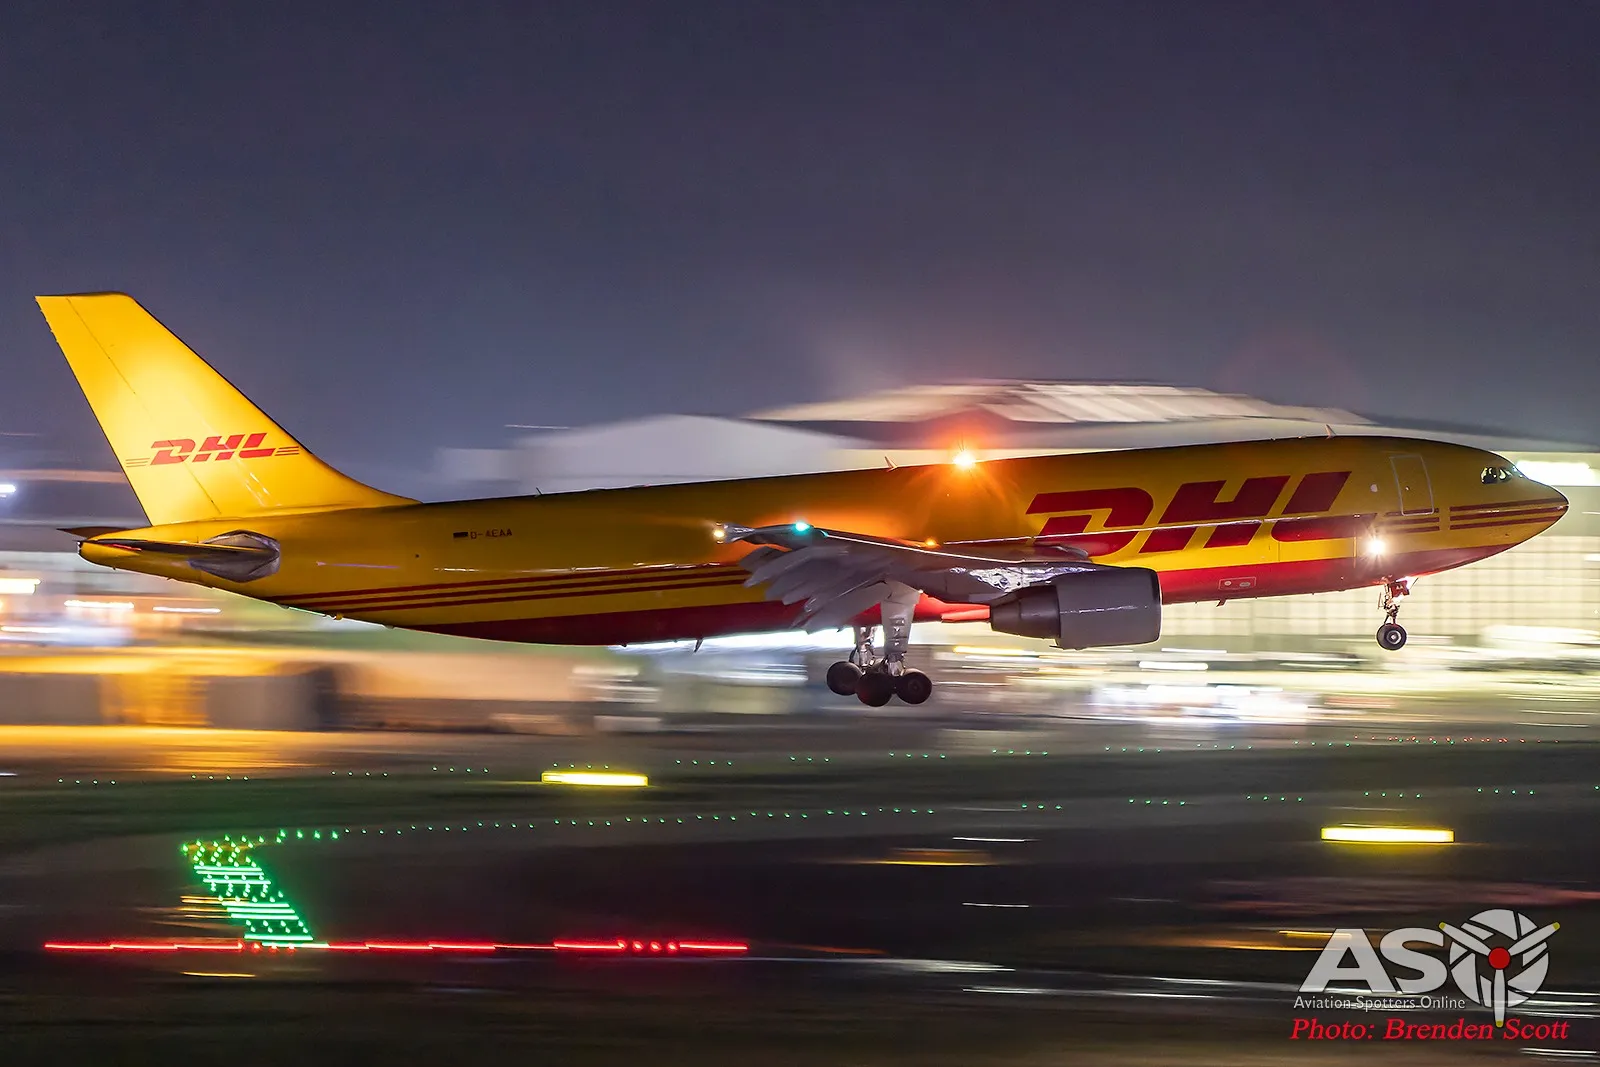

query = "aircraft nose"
1533;482;1569;527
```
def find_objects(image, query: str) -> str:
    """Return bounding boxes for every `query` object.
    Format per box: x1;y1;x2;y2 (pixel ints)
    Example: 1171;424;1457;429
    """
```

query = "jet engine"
988;568;1161;649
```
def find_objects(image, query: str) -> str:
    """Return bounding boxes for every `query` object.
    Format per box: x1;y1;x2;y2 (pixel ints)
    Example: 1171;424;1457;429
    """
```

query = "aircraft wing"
721;522;1107;631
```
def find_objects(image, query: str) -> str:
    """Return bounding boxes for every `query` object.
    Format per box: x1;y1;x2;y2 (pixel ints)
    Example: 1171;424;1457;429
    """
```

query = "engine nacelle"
988;568;1162;649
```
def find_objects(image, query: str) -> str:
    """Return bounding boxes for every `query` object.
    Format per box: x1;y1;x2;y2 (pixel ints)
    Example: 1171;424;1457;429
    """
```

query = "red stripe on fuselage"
1449;513;1565;531
279;566;743;610
1451;505;1566;521
294;574;751;616
1450;497;1566;513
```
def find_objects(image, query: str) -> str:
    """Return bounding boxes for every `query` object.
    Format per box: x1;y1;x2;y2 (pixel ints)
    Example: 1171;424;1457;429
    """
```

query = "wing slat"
724;520;1111;629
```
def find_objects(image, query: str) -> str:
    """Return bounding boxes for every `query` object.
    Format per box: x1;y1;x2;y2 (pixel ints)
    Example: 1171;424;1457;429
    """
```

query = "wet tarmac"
2;720;1598;1063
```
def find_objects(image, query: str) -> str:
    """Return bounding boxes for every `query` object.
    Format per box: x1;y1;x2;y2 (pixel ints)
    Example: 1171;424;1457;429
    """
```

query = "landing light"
1321;826;1453;845
540;770;649;788
951;449;977;469
792;521;812;534
1365;537;1387;556
711;525;727;543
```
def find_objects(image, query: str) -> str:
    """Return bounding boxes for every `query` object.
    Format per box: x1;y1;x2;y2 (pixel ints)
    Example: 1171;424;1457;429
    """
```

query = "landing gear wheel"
894;669;933;705
856;671;894;707
1377;622;1408;651
826;661;863;696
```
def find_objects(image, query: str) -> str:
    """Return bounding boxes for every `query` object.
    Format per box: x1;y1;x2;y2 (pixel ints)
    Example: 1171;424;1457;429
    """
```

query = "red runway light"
553;939;629;953
47;937;748;957
46;940;245;953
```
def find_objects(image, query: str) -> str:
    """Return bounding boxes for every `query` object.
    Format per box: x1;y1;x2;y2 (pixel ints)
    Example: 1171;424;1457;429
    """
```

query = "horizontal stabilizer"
86;531;280;583
59;525;129;540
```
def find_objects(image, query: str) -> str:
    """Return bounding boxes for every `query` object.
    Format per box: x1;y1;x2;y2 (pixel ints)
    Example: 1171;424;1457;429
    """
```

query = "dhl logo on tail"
124;433;303;468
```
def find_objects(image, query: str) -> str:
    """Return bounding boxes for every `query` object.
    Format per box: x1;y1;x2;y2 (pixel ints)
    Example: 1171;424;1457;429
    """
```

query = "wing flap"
800;580;894;631
723;521;1110;628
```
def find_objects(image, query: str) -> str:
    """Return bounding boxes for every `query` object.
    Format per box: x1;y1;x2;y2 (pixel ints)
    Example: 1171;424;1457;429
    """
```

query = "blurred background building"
3;380;1598;730
437;380;1600;645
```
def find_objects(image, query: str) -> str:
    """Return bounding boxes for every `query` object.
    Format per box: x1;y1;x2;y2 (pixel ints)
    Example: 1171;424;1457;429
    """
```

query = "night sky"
2;2;1596;495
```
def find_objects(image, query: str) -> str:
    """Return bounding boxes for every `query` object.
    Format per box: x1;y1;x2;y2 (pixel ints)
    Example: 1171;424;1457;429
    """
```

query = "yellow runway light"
857;848;994;867
540;770;649;788
1320;825;1453;844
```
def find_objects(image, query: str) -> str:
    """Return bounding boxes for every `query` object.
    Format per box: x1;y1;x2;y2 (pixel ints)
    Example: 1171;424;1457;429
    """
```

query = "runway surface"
1;719;1597;1063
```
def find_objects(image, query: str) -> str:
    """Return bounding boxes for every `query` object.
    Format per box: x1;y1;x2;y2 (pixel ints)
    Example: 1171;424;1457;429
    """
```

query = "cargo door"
1390;454;1434;515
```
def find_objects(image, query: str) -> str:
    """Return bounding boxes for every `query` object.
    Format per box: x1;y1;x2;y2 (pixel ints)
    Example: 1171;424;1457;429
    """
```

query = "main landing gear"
825;627;933;706
1376;578;1411;651
824;585;933;706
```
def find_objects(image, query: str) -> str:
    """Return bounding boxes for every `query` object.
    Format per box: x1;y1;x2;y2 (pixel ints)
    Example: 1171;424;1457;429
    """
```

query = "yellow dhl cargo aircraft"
37;293;1568;705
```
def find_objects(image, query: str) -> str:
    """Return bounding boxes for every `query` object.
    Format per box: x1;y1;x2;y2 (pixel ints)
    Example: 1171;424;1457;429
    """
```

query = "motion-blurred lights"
1320;825;1454;845
540;770;649;788
1139;660;1208;672
1516;461;1598;487
953;645;1033;657
0;577;38;595
153;605;222;614
64;599;133;611
0;483;15;497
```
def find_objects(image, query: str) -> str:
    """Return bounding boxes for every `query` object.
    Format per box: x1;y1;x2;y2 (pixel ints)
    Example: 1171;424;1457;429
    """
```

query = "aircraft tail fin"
36;293;414;526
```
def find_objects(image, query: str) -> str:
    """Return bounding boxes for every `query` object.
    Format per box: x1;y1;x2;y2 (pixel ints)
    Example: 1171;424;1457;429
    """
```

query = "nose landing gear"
1376;578;1410;650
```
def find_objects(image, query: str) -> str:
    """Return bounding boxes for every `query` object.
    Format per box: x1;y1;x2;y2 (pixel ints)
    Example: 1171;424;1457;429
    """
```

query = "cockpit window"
1481;466;1516;484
